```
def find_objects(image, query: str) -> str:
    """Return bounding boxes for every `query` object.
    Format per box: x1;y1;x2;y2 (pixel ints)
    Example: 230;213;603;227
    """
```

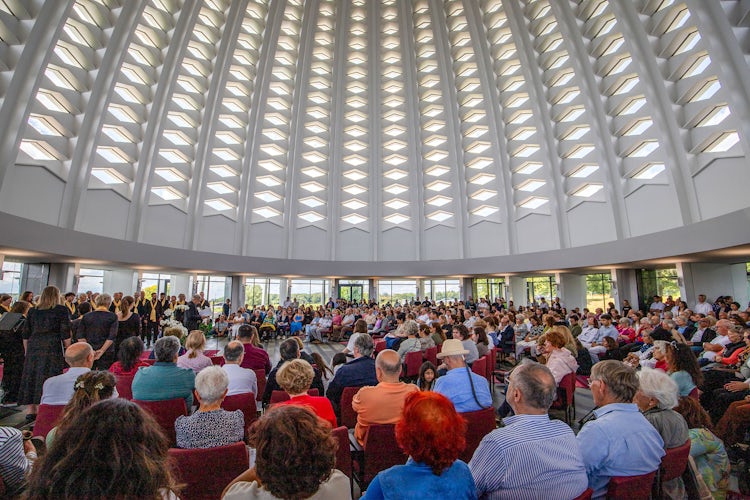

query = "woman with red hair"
362;391;477;499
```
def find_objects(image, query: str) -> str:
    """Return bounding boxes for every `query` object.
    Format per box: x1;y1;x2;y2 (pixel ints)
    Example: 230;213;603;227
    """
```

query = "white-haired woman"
174;366;244;449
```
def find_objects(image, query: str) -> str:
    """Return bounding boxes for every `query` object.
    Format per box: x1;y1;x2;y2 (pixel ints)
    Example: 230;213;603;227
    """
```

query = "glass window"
586;273;613;311
141;272;171;297
526;276;555;307
289;279;328;306
473;277;505;302
377;280;415;304
424;279;460;303
0;261;23;301
194;275;227;313
78;268;104;294
244;278;281;307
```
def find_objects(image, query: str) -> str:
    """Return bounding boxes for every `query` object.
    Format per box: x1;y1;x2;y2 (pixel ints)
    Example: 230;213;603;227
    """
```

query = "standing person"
115;295;140;358
185;294;202;332
76;293;118;371
0;301;30;405
62;292;78;319
144;292;159;347
18;286;72;422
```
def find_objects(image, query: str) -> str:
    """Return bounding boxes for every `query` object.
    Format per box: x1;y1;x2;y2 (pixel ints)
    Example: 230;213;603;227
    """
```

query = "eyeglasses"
588;378;601;388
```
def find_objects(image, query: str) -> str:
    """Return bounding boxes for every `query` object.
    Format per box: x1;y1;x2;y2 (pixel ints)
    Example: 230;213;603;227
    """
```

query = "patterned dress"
688;427;729;500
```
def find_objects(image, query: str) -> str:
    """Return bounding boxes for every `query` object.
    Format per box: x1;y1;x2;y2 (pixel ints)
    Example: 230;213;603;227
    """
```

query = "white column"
558;273;586;312
508;276;527;307
103;268;138;295
612;269;640;312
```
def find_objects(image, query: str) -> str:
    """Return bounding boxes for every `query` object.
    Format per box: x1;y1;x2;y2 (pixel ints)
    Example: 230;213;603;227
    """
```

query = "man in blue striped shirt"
469;361;588;500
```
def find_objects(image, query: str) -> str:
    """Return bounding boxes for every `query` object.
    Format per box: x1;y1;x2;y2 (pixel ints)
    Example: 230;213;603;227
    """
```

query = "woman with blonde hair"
275;359;337;428
19;286;72;422
177;330;213;374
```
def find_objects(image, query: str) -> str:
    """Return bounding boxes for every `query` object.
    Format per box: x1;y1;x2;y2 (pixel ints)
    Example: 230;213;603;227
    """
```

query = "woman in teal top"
666;342;702;397
675;397;729;500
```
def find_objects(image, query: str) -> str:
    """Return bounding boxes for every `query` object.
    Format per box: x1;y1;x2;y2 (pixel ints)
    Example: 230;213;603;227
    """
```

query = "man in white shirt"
40;342;94;405
222;341;258;396
649;296;666;314
694;294;713;316
700;319;733;363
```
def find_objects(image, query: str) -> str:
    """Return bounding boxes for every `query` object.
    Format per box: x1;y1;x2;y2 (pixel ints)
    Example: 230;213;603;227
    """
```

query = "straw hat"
436;339;469;358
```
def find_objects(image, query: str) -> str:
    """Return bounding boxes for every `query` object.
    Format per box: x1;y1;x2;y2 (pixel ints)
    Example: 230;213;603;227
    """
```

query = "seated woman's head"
57;370;117;434
185;330;206;355
154;335;181;362
195;366;229;407
27;398;177;498
544;330;566;350
277;359;314;396
674;396;713;430
118;336;145;371
250;405;336;498
635;367;679;411
396;391;466;475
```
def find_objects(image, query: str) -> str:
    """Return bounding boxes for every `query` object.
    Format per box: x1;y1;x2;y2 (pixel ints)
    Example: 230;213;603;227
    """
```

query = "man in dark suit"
326;334;377;415
185;294;202;332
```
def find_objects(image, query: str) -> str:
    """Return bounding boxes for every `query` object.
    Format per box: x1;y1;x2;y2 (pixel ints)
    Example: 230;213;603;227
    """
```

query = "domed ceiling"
0;0;749;274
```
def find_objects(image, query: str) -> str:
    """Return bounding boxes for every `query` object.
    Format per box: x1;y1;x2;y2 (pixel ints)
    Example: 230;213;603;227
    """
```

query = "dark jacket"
326;356;377;413
185;302;201;331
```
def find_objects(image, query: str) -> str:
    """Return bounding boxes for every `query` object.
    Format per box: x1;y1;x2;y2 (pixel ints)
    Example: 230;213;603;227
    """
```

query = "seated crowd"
0;290;747;499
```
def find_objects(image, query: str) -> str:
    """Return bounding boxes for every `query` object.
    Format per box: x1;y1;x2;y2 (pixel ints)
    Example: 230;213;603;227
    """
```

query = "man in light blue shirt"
577;360;665;499
434;339;492;413
470;362;587;500
596;314;619;342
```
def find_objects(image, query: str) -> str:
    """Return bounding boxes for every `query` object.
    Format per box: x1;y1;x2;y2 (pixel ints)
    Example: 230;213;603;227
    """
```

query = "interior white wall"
102;268;137;295
559;273;586;311
678;262;748;309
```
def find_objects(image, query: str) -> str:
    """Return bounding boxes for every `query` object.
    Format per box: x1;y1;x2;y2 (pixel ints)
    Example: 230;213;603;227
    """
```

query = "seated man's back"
132;364;195;407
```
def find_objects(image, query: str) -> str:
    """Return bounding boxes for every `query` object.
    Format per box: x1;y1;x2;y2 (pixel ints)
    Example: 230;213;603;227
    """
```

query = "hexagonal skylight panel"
344;170;367;181
155;168;185;182
303;151;327;163
467;157;493;170
265;113;288;127
383;155;405;166
342;199;367;210
383;81;402;94
299;166;325;179
342;213;367;225
519;197;548;209
626;140;659;158
347;111;367;123
253;206;281;219
151;186;184;201
218;114;244;129
515;161;544;174
425;135;446;147
308;107;328;120
512;145;540;158
345;141;367;153
465;125;488;139
427;195;452;207
517;179;546;192
344;155;366;167
300;197;325;208
250;188;282;206
384;184;408;195
384;125;406;138
570;164;599;178
300;181;326;193
384;198;409;210
345;124;367;137
384;213;409;224
427;180;451;192
257;175;282;187
558;106;586;122
470;173;495;186
91;168;128;185
561;125;590;141
259;143;286;157
205;199;234;211
343;184;366;196
571;183;604;198
463;109;486;123
470;189;497;201
632;163;666;180
383;110;405;123
424;150;448;162
214;148;239;161
509;110;533;124
424;119;445;132
98;146;131;163
384;169;407;181
299;211;325;223
565;145;595;159
304;136;327;149
306;122;327;134
472;205;499;217
427;210;453;222
258;159;284;172
425;165;450;177
510;127;536;141
466;141;491;154
206;181;236;195
210;165;237;178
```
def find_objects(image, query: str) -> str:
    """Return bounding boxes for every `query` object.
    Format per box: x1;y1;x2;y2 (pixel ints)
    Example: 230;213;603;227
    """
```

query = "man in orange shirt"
352;349;418;446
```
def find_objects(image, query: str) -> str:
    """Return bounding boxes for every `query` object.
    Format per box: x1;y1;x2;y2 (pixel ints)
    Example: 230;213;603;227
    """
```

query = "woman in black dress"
19;286;71;420
116;295;141;357
0;300;30;405
77;293;118;371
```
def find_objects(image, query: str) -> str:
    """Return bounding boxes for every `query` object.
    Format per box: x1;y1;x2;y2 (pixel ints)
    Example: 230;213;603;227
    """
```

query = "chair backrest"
661;440;691;482
168;441;248;500
332;425;352;479
425;346;438;367
115;372;136;401
688;387;701;400
142;359;156;366
557;372;576;405
340;386;359;428
221;392;257;435
33;404;66;439
459;407;496;463
269;390;290;404
404;351;423;378
363;424;407;486
133;398;188;446
374;340;387;354
607;471;657;500
253;369;266;403
487;348;497;386
471;356;488;378
210;356;225;366
308;388;319;396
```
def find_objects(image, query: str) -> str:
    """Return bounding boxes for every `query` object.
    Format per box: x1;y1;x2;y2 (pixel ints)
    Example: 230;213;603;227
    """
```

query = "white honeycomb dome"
0;0;749;276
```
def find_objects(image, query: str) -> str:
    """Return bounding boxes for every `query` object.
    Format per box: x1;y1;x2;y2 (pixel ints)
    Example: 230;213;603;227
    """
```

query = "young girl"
331;353;348;376
417;361;437;391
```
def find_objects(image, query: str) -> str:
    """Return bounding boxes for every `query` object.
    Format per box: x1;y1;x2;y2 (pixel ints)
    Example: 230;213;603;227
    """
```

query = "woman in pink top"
176;330;213;374
275;359;337;428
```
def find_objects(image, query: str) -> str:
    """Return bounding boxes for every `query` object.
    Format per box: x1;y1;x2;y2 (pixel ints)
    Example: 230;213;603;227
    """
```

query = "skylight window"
299;212;325;222
155;168;185;182
27;114;65;136
472;205;499;217
702;132;740;153
471;189;497;201
342;214;367;224
520;197;548;209
91;168;128;185
159;149;190;163
384;214;409;224
626;140;659;158
569;164;599;178
152;186;184;201
632;162;666;180
515;162;544;174
253;190;280;201
301;181;325;193
696;105;730;127
572;183;603;197
300;197;325;208
210;165;238;178
384;199;409;210
36;90;72;113
205;199;234;211
101;124;135;143
342;199;367;210
97;146;131;163
254;206;282;219
427;211;452;222
108;104;139;123
517;179;545;192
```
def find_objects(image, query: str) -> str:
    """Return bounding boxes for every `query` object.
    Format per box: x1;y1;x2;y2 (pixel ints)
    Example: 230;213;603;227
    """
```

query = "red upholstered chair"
403;351;423;380
332;425;353;492
688;387;701;400
606;471;657;500
353;424;407;490
308;388;320;396
210;356;224;366
340;386;359;428
221;392;257;437
133;398;188;446
550;372;576;424
425;346;438;367
471;356;488;379
142;359;156;366
487;348;497;392
0;473;5;497
115;372;136;400
374;340;387;354
269;390;290;404
168;441;248;500
654;440;691;499
459;407;496;463
253;369;266;404
572;487;592;500
436;343;442;354
33;404;66;439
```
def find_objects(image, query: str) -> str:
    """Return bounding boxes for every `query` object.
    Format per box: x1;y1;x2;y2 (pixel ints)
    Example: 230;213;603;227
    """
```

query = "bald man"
352;349;418;446
40;342;95;405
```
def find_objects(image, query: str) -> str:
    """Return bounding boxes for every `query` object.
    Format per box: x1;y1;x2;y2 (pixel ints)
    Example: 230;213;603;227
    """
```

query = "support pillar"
508;276;526;308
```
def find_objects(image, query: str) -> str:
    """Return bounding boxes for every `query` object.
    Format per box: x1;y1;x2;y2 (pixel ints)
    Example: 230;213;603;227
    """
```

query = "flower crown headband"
75;381;104;391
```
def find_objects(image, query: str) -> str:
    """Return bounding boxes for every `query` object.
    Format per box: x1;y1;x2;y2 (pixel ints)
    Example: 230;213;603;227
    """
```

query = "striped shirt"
469;414;588;500
0;427;33;495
